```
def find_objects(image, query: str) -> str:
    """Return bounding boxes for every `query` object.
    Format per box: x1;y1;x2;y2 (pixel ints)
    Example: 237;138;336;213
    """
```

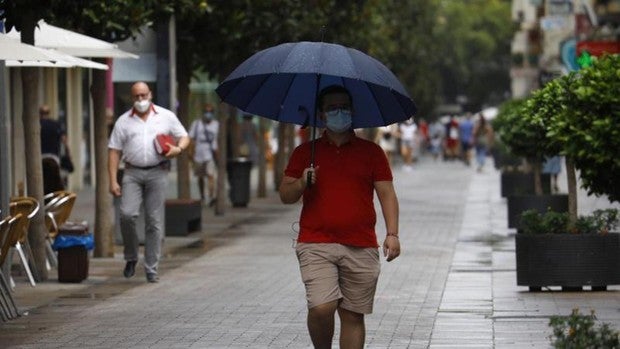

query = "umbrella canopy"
4;47;109;70
216;41;416;128
6;20;138;59
0;33;62;61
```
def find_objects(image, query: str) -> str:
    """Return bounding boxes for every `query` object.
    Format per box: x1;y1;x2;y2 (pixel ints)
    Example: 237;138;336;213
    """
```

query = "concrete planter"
516;233;620;291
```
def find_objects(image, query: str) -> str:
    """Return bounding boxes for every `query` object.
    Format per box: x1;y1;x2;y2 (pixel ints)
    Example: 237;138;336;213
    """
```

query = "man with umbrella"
279;85;400;348
216;41;415;348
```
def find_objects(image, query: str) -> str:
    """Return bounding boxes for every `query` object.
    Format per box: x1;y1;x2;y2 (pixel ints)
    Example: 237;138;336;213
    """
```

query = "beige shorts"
295;243;380;314
193;160;215;177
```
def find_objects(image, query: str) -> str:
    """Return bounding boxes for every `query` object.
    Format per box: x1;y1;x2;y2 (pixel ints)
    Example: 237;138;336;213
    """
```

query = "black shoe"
146;273;159;283
123;261;137;278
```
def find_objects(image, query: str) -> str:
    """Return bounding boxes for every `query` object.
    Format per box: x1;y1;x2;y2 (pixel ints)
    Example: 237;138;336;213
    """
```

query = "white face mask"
134;99;151;113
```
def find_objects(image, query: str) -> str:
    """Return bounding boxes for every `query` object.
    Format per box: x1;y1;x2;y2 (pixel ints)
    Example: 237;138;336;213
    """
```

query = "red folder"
154;134;175;155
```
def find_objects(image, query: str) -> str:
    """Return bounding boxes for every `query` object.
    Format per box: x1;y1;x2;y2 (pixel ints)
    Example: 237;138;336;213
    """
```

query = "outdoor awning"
0;33;62;61
1;33;108;70
6;20;138;59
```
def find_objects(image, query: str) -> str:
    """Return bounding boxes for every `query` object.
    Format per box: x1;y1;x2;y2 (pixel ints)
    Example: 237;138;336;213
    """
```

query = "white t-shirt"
189;119;219;162
399;123;417;141
108;104;188;167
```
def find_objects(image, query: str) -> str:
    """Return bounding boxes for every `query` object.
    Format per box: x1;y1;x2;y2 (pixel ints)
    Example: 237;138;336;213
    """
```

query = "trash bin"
227;157;252;207
52;221;94;283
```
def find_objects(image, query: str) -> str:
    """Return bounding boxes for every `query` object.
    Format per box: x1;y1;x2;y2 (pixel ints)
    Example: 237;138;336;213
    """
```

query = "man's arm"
279;167;316;204
375;180;400;261
165;135;190;158
108;149;122;196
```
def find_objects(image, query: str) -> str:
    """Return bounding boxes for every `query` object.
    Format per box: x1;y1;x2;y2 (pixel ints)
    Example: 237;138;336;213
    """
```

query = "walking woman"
472;113;494;172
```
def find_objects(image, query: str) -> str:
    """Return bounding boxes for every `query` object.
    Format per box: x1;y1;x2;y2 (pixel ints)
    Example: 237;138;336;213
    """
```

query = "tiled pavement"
0;156;619;348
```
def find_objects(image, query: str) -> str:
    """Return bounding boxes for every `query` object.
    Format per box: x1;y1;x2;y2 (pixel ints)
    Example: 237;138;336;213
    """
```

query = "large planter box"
516;233;620;291
507;194;568;229
165;199;202;236
501;171;551;197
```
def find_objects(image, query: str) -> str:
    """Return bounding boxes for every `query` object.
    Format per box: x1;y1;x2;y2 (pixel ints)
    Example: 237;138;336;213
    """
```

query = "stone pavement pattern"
1;157;619;348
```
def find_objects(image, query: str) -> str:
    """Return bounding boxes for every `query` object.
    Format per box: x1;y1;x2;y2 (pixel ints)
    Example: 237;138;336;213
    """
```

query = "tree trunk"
230;113;240;158
20;20;48;281
257;118;268;198
92;66;114;257
214;104;230;216
566;157;578;223
176;59;192;199
22;66;48;281
532;159;543;196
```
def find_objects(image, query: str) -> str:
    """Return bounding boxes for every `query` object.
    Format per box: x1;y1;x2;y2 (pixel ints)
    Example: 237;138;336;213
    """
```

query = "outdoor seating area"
0;190;80;322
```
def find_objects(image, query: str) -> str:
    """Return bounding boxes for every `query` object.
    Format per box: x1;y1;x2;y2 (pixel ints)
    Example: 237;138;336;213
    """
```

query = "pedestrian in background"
279;85;400;349
189;103;219;206
40;104;69;193
472;113;494;172
399;118;418;171
239;113;259;167
543;155;562;193
444;115;460;161
375;123;398;166
108;81;189;283
458;113;474;166
429;119;444;161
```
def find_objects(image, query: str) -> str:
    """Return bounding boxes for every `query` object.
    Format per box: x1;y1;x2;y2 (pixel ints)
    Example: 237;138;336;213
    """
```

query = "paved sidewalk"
1;157;619;348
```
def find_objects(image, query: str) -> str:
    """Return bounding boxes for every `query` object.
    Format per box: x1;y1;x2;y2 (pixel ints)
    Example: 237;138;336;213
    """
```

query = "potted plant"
495;94;565;228
516;208;620;291
549;309;620;347
491;99;523;173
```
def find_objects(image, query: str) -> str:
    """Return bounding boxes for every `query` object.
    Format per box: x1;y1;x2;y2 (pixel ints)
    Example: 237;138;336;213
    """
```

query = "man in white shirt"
108;82;189;283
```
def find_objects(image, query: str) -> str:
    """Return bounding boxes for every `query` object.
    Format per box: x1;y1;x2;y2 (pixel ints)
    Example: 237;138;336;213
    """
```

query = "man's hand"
302;166;318;187
110;181;121;197
382;235;400;262
165;143;182;158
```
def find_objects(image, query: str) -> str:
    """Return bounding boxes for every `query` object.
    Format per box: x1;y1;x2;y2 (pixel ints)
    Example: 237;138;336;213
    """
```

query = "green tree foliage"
547;55;620;203
360;0;441;118
435;0;514;110
195;0;365;79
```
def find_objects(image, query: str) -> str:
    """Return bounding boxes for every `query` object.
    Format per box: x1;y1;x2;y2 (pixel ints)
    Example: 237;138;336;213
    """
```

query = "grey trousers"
120;167;167;275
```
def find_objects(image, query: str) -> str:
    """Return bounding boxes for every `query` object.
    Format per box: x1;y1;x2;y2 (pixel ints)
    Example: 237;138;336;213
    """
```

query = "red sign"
576;41;620;56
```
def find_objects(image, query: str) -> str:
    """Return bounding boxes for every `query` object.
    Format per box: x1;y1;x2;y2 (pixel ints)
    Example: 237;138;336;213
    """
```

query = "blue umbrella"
216;41;417;129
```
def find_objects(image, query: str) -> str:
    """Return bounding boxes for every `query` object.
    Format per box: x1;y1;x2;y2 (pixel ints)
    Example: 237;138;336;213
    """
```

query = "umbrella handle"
306;167;314;188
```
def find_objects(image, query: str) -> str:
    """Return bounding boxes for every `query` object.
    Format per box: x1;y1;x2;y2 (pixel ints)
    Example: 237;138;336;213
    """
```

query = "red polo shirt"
284;132;393;248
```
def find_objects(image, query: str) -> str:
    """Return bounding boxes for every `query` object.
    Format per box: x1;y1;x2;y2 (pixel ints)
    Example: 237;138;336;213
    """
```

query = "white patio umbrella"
6;20;138;59
0;33;65;61
4;47;109;70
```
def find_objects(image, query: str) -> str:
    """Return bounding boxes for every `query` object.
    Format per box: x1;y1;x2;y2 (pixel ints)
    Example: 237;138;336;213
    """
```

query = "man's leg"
119;169;143;265
338;307;365;349
197;176;205;201
307;300;338;349
142;168;167;277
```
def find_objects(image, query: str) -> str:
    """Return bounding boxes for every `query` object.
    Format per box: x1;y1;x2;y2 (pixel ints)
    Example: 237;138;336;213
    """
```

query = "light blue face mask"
325;109;352;133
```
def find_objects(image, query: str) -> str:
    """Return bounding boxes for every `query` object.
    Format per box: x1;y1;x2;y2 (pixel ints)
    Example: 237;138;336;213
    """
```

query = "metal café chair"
43;192;77;269
8;197;41;286
0;214;23;321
